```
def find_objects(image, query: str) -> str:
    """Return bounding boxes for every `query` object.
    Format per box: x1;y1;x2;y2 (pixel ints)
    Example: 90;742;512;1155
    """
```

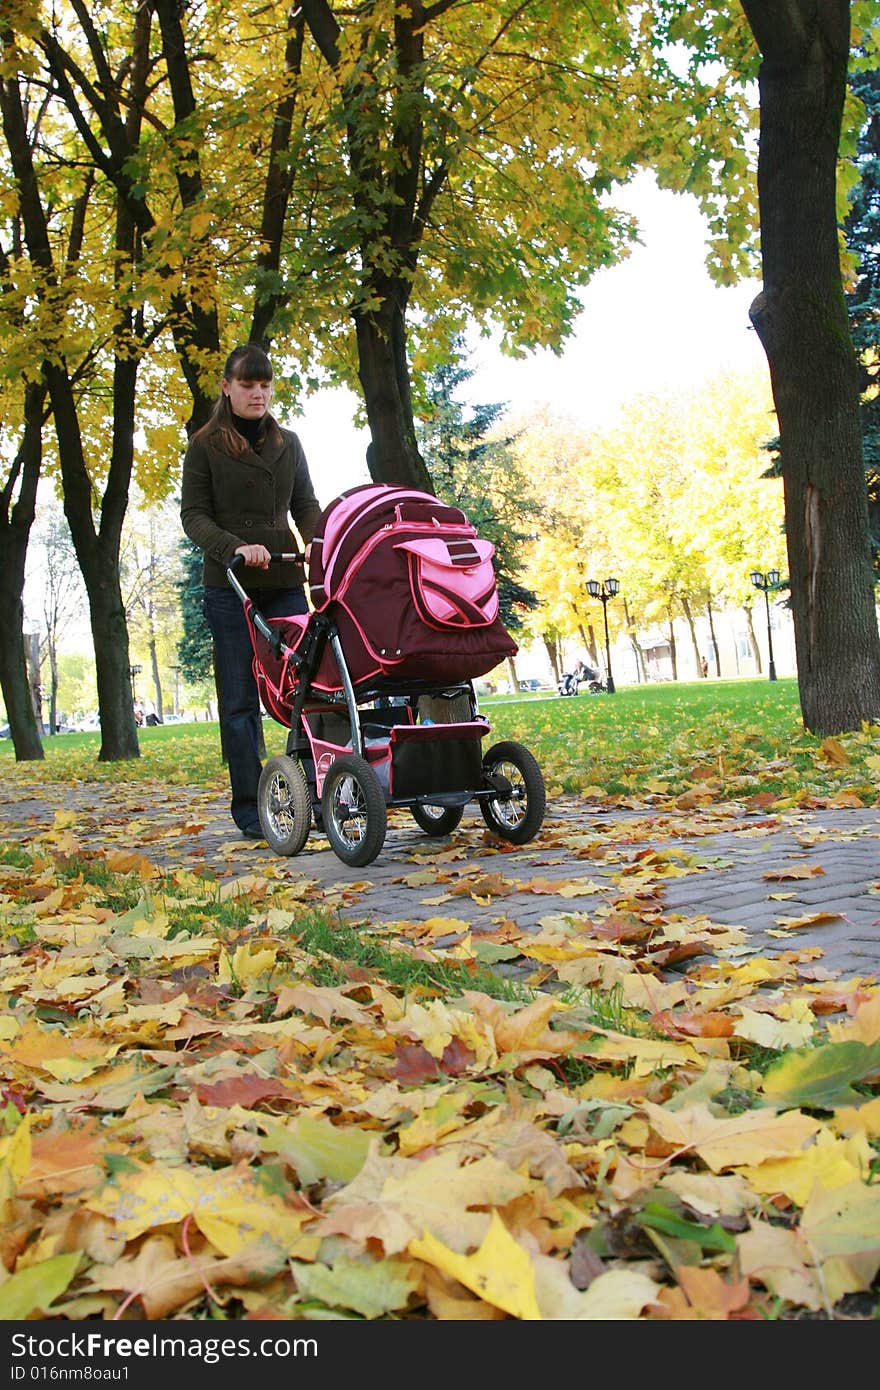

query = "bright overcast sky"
293;169;768;507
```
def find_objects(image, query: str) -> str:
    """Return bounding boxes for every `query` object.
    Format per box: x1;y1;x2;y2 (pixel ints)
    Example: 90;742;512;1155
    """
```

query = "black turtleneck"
233;412;263;447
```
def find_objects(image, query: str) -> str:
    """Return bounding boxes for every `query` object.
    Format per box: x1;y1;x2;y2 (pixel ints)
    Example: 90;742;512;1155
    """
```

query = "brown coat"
180;422;323;590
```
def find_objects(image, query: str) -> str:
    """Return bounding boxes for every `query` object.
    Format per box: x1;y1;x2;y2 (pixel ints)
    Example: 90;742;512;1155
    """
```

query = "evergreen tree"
415;350;543;632
844;66;880;567
176;541;212;683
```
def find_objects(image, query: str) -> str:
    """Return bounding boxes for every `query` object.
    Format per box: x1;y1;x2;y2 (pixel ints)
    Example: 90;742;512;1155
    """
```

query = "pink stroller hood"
308;484;516;688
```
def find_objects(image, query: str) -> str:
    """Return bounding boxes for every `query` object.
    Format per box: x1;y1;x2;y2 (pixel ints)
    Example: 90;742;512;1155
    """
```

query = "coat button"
244;520;252;527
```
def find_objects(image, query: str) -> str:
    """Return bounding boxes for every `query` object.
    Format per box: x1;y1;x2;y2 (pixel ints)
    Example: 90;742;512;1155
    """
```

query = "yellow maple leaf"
218;943;277;986
464;991;579;1060
642;1100;822;1172
419;916;472;935
827;993;880;1045
0;1114;32;1188
87;1162;307;1255
829;1095;880;1140
740;1128;871;1206
410;1211;542;1320
819;736;850;765
385;1000;457;1058
737;1221;823;1309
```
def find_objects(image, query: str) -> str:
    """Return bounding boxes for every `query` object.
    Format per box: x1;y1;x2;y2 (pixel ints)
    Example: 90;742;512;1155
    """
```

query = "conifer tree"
176;541;212;685
415;349;542;633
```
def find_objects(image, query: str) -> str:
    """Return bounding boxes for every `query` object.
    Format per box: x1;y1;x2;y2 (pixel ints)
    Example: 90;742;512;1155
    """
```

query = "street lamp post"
585;577;620;693
749;569;780;681
129;664;142;701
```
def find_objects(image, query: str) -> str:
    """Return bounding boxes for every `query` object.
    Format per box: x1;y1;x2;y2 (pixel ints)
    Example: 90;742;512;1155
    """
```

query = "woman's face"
223;374;272;420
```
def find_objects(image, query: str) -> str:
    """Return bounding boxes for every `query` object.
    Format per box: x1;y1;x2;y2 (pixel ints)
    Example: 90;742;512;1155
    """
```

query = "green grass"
1;676;878;807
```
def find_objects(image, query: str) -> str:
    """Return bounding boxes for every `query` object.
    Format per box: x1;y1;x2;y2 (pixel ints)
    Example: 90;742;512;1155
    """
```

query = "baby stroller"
227;484;547;868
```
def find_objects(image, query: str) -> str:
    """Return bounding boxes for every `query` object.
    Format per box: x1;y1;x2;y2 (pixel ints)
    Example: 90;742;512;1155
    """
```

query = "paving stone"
2;785;879;981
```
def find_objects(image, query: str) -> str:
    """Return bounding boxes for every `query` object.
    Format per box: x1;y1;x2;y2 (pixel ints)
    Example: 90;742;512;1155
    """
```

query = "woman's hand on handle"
234;543;271;569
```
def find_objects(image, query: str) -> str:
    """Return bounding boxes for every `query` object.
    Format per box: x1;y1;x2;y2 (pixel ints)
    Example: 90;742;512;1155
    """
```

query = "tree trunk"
745;606;762;673
25;631;42;728
48;356;141;761
355;300;434;491
0;381;45;760
542;633;560;685
0;613;43;759
667;612;678;680
149;638;164;724
47;644;59;735
707;594;721;676
681;595;701;675
623;597;647;683
741;0;880;732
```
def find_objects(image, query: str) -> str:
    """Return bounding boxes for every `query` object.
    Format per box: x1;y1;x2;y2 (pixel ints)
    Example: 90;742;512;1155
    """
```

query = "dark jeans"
203;584;308;832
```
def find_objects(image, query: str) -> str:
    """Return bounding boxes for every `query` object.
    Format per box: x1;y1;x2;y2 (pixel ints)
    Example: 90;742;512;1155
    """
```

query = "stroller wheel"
410;803;464;837
321;753;387;868
480;740;546;845
258;755;312;856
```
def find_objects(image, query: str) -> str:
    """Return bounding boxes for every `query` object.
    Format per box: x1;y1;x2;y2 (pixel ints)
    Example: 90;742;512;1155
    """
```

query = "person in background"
180;343;323;839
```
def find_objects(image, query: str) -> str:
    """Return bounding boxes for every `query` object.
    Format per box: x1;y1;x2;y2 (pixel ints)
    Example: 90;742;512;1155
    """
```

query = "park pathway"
2;780;879;983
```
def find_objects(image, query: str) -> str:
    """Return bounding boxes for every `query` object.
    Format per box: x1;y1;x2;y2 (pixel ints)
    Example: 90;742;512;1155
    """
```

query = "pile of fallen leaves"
2;818;880;1321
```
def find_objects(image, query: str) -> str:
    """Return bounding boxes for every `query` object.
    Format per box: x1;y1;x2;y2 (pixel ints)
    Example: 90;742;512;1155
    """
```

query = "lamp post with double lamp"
585;577;620;693
749;569;780;681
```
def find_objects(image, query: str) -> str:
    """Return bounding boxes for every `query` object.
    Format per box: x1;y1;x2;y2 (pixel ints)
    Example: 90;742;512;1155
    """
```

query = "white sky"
292;170;768;506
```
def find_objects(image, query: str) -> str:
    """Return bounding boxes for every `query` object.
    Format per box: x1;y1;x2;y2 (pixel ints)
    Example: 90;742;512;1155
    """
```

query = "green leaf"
636;1203;736;1254
261;1114;371;1186
760;1040;880;1110
291;1256;420;1319
0;1253;81;1319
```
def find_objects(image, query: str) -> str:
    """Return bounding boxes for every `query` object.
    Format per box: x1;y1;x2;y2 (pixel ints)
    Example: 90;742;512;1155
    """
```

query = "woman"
180;343;323;839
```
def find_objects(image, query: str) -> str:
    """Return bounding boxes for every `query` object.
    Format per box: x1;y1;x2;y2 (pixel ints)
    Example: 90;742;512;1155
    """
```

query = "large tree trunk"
355;296;434;491
48;357;141;761
741;0;880;732
0;381;45;760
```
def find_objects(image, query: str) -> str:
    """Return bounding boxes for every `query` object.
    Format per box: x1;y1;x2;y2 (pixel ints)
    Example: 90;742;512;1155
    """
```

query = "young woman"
180;343;323;838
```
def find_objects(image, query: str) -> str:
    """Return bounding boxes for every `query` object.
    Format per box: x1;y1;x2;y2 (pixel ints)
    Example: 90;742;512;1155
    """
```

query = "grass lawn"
1;675;878;809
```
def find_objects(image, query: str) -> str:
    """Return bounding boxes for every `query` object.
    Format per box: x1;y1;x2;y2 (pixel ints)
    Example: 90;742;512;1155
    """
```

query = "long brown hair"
192;343;283;455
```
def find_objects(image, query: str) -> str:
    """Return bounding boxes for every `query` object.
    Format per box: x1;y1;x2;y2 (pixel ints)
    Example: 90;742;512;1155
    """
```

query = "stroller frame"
227;553;546;867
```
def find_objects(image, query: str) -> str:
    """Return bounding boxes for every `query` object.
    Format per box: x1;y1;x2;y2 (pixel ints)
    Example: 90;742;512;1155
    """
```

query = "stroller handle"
226;550;306;600
228;550;305;569
226;552;308;659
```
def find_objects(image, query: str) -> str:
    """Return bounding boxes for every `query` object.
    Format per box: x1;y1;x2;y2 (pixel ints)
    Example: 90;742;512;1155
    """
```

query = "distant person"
180;343;322;840
575;658;596;683
700;656;709;678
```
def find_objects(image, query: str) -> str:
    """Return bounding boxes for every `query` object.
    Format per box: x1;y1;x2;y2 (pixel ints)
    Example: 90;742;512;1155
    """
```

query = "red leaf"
392;1043;442;1083
193;1075;291;1108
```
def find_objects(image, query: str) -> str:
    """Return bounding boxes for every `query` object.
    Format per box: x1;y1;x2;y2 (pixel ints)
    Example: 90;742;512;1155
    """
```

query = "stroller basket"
229;483;546;867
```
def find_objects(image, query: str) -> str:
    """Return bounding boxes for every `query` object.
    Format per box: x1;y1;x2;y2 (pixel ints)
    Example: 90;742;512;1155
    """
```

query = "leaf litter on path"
1;781;879;1320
